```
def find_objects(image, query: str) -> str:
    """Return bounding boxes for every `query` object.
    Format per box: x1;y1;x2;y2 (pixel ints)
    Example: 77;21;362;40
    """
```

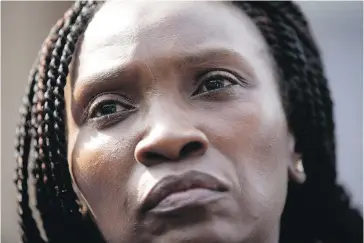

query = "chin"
134;202;248;243
137;221;245;243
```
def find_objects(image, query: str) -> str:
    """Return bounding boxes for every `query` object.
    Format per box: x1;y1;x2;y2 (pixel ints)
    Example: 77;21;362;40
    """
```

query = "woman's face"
65;1;302;243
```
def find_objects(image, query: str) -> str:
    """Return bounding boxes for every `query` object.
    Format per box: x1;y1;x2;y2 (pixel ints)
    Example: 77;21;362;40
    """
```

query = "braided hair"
14;1;363;243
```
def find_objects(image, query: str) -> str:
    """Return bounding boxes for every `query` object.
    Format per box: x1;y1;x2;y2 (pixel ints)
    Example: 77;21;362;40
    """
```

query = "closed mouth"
140;170;228;213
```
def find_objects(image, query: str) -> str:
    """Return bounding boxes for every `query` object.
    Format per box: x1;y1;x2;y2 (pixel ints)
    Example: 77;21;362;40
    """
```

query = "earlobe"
288;135;306;184
288;154;306;184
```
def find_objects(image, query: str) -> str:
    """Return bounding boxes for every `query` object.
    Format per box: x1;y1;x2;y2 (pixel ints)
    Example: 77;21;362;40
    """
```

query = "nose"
134;123;208;166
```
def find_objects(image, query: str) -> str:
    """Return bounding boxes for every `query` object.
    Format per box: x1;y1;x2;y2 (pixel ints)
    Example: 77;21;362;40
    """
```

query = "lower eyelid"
88;100;130;119
89;108;138;129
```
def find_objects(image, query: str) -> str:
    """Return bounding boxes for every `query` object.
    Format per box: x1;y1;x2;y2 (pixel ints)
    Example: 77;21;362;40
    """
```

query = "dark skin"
65;1;306;243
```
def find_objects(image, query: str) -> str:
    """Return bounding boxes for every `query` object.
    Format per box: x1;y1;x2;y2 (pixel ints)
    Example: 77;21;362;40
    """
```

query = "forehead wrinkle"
82;1;251;53
78;2;268;69
74;48;255;88
70;0;275;106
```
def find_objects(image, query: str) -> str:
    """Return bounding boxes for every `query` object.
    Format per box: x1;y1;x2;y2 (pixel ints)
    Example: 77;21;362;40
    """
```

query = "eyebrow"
73;63;141;108
182;49;252;69
177;48;256;78
72;48;255;108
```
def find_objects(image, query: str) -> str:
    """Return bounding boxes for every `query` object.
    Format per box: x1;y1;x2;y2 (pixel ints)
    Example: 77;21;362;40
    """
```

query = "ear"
288;135;306;184
288;153;306;184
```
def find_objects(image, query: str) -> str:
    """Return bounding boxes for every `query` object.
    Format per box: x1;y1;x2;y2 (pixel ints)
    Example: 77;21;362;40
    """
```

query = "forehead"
74;1;270;85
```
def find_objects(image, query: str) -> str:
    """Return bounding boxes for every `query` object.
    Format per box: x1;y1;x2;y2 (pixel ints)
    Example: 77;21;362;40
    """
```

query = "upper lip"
140;170;228;212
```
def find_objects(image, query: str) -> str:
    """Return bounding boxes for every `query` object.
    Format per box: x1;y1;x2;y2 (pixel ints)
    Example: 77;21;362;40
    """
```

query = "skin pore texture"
65;1;305;243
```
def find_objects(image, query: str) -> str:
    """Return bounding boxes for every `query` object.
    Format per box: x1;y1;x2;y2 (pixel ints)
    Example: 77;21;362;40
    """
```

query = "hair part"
14;1;362;242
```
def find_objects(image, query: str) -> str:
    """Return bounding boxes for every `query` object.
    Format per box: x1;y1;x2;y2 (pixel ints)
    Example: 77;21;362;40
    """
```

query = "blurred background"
1;1;363;242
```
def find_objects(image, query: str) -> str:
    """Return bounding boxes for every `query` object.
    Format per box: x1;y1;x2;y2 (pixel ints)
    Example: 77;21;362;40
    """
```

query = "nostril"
144;151;167;162
179;141;204;158
138;139;206;165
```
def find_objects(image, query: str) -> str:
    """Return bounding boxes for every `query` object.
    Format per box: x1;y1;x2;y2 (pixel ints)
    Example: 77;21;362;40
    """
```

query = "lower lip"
150;188;225;214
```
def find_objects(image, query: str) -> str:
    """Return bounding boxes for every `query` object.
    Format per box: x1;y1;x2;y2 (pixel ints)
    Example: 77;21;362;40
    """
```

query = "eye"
91;101;125;118
87;94;134;120
193;70;240;96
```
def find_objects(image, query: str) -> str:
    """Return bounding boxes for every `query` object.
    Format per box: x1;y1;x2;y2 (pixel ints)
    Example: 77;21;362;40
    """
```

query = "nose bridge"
146;91;189;127
149;92;203;138
135;97;208;165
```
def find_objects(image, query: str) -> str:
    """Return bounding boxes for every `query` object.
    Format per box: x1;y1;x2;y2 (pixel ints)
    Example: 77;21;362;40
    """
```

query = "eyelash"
192;69;244;96
87;93;134;121
85;70;245;122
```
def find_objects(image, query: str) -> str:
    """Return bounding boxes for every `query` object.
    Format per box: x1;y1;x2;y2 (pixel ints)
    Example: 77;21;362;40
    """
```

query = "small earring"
296;159;304;173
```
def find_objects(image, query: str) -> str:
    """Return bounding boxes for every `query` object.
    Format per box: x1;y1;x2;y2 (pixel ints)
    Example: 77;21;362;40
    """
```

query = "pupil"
206;80;223;90
102;104;116;115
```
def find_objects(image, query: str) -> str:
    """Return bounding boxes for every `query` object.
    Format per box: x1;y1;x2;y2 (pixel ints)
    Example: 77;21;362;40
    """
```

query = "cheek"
68;129;136;224
204;98;290;215
236;121;289;209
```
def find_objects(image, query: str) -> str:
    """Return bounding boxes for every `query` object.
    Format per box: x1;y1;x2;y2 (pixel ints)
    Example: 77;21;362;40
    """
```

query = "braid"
15;1;104;242
32;16;70;242
15;57;45;243
232;2;363;243
41;3;102;242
